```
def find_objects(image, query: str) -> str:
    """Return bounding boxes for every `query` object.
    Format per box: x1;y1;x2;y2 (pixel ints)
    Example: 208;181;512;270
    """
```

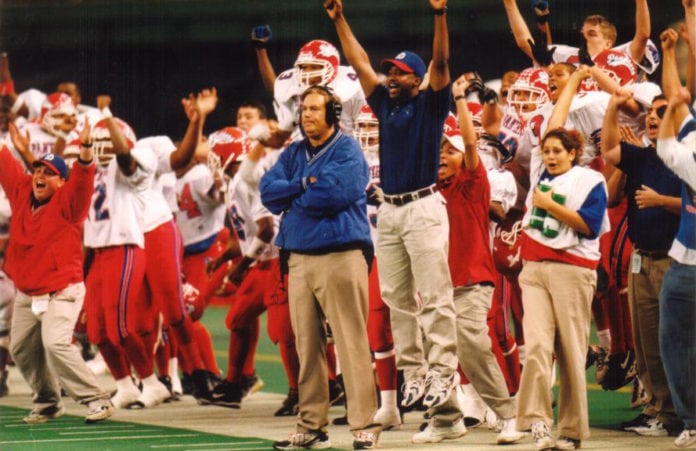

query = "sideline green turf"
0;405;272;451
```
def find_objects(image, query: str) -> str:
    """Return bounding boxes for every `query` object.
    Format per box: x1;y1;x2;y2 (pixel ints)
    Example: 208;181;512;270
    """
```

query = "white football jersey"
364;148;381;245
226;175;279;262
551;39;659;78
174;163;225;246
19;122;78;160
137;136;179;218
83;147;153;248
273;65;366;136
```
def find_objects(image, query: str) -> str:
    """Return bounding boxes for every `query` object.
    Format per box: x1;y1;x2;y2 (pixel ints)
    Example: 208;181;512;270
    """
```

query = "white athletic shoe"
412;419;467;444
111;381;141;409
134;379;170;408
496;418;527;444
531;422;555;451
85;399;114;423
373;405;401;431
675;429;696;448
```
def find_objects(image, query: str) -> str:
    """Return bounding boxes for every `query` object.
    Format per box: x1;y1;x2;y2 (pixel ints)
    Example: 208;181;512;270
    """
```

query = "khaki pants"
628;252;678;427
288;250;378;434
10;283;108;408
517;261;595;440
454;284;516;419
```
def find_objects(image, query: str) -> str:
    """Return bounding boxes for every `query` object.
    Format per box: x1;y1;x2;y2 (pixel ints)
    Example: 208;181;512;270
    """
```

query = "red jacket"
0;147;95;295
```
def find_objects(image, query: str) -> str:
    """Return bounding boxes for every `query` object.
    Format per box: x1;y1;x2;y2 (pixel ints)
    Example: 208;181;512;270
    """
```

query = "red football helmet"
63;138;82;167
506;68;551;122
581;49;637;92
40;92;77;136
294;40;340;89
90;117;137;165
354;105;379;153
207;126;251;173
467;102;484;137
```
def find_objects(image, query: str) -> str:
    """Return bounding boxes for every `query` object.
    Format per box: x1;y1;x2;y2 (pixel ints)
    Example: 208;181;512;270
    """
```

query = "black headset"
301;85;343;126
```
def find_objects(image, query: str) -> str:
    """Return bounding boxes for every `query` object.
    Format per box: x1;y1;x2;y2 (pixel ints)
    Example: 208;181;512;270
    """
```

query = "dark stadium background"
0;0;685;140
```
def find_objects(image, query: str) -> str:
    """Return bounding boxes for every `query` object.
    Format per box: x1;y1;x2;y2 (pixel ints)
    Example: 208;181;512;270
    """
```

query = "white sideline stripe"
5;424;136;430
60;429;161;435
151;442;264;448
3;433;199;444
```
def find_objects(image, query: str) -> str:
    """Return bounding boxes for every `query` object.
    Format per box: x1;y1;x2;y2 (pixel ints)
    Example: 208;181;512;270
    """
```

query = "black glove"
251;24;272;49
464;73;485;96
528;32;556;67
578;42;594;66
482;133;514;163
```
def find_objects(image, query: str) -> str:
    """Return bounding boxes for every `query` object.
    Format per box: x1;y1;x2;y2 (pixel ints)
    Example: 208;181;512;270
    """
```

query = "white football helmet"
40;92;77;137
507;68;551;122
354;105;379;153
90;118;137;166
294;40;340;90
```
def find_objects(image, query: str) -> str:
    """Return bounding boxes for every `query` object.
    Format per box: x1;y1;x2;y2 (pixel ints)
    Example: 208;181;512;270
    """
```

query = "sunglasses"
650;105;667;119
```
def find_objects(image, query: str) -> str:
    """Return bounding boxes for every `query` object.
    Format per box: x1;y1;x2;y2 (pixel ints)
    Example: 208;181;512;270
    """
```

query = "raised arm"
545;66;591;135
251;25;277;95
429;0;450;91
324;0;381;98
660;28;690;134
502;0;535;61
601;90;634;166
170;88;218;171
628;0;651;64
452;75;479;171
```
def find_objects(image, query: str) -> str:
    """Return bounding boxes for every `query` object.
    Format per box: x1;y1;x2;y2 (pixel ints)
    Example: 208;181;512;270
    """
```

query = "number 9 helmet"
506;68;551;122
207;126;251;174
294;40;340;90
354;105;379;153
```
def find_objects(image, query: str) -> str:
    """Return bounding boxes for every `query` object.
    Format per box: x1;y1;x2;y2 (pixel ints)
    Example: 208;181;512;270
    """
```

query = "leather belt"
636;249;669;259
383;185;437;207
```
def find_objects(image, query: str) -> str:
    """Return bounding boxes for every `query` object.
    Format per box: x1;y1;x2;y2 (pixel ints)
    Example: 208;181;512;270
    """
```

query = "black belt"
383;185;437;207
636;249;670;259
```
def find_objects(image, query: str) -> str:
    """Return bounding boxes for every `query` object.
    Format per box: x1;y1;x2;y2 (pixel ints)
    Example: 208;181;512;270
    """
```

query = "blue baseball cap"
32;153;69;179
381;50;427;79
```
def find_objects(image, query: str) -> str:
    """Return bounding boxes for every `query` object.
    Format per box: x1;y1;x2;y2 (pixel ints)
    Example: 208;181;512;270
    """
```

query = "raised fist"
251;25;272;48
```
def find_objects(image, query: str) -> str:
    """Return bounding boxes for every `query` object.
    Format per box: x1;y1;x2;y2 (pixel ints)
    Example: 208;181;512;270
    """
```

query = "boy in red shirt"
436;76;526;445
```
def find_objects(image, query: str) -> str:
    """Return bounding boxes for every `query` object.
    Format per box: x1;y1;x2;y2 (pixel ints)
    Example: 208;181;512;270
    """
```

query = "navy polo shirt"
367;84;451;195
617;142;681;252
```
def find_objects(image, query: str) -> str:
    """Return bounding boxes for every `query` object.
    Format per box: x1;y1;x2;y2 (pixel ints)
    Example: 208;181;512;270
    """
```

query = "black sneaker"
180;373;194;395
620;413;653;431
329;378;345;407
192;369;220;403
209;380;242;408
241;373;264;400
274;388;299;417
273;430;330;450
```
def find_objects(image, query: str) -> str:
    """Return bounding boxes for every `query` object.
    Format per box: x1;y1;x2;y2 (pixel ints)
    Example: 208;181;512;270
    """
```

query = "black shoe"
274;389;299;417
620;413;653;431
180;373;194;395
158;376;179;402
332;414;348;425
192;369;220;403
329;378;345;407
240;373;264;400
209;380;242;408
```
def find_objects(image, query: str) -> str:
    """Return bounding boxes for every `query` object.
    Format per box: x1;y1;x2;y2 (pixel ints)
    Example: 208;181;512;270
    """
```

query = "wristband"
433;6;447;15
0;80;14;96
244;236;269;260
100;106;113;118
81;142;93;148
453;95;466;101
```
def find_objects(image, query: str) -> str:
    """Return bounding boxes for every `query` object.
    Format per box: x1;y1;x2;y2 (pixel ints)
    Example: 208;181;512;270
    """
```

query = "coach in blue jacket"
261;85;381;450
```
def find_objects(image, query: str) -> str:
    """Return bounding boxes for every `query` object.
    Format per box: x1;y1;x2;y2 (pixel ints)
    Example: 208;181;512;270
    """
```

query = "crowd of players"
0;0;694;449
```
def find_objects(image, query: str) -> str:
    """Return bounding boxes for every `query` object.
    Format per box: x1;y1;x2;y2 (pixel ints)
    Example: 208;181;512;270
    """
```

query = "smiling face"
385;65;420;100
541;136;576;175
32;165;65;202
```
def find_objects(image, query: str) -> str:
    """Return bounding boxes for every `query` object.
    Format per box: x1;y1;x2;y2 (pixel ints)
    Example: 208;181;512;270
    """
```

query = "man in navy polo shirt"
325;0;465;443
601;91;683;437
